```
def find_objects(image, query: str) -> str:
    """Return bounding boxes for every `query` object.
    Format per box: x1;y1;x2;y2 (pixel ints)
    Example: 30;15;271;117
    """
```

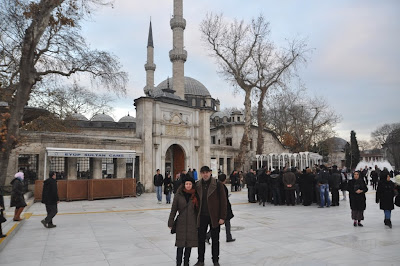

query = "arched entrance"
165;144;185;179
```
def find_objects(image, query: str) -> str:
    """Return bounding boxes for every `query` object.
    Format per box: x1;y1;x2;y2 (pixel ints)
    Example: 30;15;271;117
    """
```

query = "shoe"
357;223;363;227
41;219;48;228
47;223;57;228
353;222;357;227
205;238;210;245
227;238;236;242
263;202;265;207
0;234;6;238
194;261;204;266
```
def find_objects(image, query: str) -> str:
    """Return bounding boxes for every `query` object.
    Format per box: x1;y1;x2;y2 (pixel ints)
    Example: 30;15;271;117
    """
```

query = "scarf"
183;188;199;210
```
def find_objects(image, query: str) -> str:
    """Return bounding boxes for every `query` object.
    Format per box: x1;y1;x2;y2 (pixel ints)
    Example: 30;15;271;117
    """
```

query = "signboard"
46;148;136;159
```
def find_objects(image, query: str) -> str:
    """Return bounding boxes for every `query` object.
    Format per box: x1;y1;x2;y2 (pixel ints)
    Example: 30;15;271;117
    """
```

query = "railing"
34;178;136;202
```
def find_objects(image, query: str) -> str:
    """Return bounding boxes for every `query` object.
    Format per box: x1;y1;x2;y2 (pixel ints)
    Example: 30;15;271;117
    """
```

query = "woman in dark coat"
164;172;173;204
168;177;199;266
347;171;368;227
301;168;315;206
10;172;27;221
376;173;396;228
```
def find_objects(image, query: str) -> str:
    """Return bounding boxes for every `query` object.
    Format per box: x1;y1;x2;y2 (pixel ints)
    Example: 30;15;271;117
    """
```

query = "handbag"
0;210;6;224
395;195;400;207
171;203;189;234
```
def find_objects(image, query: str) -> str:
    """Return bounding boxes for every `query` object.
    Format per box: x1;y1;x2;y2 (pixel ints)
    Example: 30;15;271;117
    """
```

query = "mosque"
2;0;288;191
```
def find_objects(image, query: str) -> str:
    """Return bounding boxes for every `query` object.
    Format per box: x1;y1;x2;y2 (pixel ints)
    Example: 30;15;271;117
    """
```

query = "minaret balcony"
170;17;186;30
169;49;187;62
145;63;156;71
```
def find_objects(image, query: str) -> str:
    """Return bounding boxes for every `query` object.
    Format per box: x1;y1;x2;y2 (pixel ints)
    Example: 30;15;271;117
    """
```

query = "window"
77;158;90;179
126;158;133;178
237;116;241;122
226;138;232;146
50;157;66;180
218;139;221;145
18;154;39;184
232;117;235;122
102;158;115;178
211;136;216;144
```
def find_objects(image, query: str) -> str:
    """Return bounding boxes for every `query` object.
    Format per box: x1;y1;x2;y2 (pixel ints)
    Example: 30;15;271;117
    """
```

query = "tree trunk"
256;89;267;155
0;0;62;186
235;89;252;170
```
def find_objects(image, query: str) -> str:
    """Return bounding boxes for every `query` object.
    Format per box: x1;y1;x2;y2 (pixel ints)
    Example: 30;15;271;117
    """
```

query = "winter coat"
42;177;59;205
376;180;395;211
172;178;182;194
153;174;164;186
330;170;341;190
245;172;256;187
347;179;368;211
168;187;199;247
282;172;296;190
196;177;227;229
163;177;172;195
10;178;27;208
269;174;281;189
301;173;315;193
223;184;234;220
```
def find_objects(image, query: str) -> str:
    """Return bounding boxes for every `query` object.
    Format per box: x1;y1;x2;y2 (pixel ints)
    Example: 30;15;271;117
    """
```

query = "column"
67;157;77;180
92;158;102;179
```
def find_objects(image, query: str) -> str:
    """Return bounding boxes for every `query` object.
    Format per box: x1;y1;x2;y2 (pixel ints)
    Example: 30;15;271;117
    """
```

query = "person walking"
164;172;173;204
168;177;199;266
41;171;59;228
0;186;6;238
376;173;396;228
154;169;164;204
245;169;257;203
10;172;27;221
347;171;368;227
194;166;227;266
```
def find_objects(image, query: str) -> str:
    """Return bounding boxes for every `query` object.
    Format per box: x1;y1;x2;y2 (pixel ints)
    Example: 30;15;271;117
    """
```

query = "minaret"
144;21;156;96
169;0;187;99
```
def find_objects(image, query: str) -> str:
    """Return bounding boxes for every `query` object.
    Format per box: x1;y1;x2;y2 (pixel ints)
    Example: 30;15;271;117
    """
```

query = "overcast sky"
80;0;400;142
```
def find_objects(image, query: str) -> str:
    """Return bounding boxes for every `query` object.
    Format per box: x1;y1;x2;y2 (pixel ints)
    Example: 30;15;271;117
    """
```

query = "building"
2;0;288;191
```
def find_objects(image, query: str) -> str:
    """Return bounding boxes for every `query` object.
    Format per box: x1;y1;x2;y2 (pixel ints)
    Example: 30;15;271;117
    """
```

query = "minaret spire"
169;0;187;99
144;20;156;96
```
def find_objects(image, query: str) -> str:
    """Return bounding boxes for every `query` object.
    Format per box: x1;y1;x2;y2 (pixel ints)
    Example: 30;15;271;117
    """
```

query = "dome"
118;114;136;123
68;112;88;121
154;76;211;98
91;113;114;122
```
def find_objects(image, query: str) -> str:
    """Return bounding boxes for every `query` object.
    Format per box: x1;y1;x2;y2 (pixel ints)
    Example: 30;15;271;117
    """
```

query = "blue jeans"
155;186;162;202
320;184;331;207
166;192;171;203
384;210;391;219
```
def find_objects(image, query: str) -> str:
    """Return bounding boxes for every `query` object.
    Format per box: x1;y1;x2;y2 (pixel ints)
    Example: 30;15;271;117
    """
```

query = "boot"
0;226;6;238
388;219;392;229
384;219;388;225
13;208;18;221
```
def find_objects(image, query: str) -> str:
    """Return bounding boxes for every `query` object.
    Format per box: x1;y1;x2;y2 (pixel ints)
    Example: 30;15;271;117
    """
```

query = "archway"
165;144;186;179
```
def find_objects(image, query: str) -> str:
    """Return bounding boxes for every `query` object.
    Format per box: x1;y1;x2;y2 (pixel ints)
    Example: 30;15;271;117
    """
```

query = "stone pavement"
0;185;399;266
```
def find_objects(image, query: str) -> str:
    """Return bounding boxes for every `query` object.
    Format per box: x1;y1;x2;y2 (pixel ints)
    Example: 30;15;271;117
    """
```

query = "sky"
79;0;400;142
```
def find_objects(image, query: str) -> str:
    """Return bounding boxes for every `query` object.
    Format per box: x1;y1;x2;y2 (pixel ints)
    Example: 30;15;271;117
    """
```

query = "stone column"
116;158;126;179
67;157;77;180
92;158;102;179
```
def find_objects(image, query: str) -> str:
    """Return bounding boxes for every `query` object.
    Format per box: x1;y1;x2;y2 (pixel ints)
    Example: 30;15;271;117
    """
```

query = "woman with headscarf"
10;172;27;221
376;172;397;228
347;171;368;227
168;177;199;266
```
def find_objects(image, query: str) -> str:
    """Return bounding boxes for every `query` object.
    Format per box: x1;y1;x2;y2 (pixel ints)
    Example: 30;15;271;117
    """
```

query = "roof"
68;113;89;121
91;113;115;122
153;76;211;98
118;114;136;123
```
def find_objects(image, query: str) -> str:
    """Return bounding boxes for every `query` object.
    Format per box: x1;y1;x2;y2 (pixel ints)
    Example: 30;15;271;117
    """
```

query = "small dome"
68;112;88;121
91;113;114;122
118;114;136;123
154;76;211;98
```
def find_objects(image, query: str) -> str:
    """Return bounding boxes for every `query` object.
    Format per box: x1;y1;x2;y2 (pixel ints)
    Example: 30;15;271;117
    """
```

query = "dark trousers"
177;247;191;265
331;188;339;205
248;186;255;202
45;204;58;224
198;215;220;263
271;187;281;205
285;190;295;205
259;183;268;203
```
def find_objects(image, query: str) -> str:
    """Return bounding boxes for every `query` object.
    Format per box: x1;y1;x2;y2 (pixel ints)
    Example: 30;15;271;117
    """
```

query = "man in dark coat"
245;169;257;203
154;169;164;204
218;174;235;242
41;171;59;228
195;166;227;266
330;166;341;206
282;167;296;206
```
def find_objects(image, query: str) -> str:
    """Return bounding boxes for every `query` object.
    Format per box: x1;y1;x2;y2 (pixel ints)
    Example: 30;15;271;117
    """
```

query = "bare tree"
29;81;115;119
263;88;341;152
200;13;267;169
371;123;400;148
251;19;311;154
371;123;400;169
0;0;128;186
